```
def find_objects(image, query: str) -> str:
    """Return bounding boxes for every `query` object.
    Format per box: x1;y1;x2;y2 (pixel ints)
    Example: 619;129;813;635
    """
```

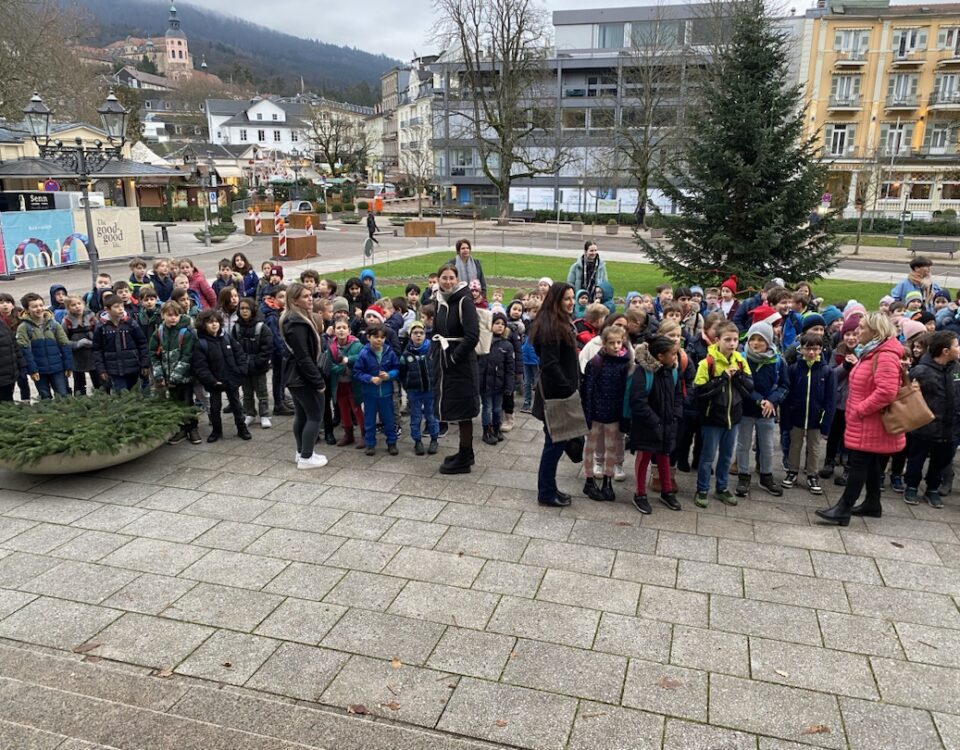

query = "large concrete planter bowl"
0;435;167;475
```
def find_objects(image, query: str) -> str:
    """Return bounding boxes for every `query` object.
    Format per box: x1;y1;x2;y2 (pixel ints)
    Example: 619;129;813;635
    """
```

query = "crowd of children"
2;247;957;508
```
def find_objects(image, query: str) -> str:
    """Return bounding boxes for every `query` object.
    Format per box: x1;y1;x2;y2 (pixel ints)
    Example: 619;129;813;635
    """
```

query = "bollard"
156;231;161;253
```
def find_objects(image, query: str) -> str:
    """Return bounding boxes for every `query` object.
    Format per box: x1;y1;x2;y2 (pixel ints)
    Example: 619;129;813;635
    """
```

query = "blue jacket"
16;311;73;375
239;269;259;299
521;337;540;366
360;269;382;300
149;273;174;302
891;277;941;302
582;349;631;426
353;343;399;397
783;357;836;434
92;311;148;377
49;284;68;323
260;302;286;359
741;349;789;418
780;310;804;350
399;338;433;392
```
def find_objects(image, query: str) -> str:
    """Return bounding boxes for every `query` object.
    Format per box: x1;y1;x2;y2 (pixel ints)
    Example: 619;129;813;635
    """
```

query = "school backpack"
622;367;678;419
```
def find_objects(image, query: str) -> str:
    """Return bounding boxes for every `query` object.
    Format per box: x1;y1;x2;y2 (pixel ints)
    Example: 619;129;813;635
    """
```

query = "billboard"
0;209;81;273
71;208;143;261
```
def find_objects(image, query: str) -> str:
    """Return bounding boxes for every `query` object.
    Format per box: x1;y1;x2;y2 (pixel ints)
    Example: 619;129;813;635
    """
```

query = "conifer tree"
641;0;838;288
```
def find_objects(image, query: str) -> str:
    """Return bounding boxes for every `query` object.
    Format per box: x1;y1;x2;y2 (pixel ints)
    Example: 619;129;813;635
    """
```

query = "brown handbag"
538;381;587;442
879;363;934;436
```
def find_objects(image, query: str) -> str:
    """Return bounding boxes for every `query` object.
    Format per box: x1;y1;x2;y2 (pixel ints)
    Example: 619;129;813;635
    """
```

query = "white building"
207;97;309;153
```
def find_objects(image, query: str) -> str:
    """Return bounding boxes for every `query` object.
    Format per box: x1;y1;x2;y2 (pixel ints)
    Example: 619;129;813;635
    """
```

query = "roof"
0;158;183;179
118;66;178;90
816;1;960;16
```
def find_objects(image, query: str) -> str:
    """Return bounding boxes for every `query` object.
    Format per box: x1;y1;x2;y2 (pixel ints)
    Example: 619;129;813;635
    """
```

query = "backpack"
156;326;192;357
622;367;678;419
458;297;493;355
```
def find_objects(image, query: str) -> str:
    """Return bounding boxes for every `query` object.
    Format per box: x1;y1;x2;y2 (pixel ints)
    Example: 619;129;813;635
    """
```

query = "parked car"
278;200;314;217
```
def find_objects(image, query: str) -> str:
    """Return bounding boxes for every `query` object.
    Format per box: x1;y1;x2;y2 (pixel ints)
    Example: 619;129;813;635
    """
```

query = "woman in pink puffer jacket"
816;312;905;525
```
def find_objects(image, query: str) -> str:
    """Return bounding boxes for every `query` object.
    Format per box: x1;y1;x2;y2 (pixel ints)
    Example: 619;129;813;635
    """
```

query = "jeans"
698;424;739;492
522;364;539;408
905;437;957;492
35;371;68;399
735;415;776;475
538;425;567;501
289;386;324;458
481;392;503;428
110;373;141;392
408;390;439;441
835;449;885;513
242;372;269;418
363;393;397;446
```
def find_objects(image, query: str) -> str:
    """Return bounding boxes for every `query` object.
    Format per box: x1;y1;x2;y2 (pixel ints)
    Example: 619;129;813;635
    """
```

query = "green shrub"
342;202;356;212
331;203;343;213
341;216;361;224
357;200;369;210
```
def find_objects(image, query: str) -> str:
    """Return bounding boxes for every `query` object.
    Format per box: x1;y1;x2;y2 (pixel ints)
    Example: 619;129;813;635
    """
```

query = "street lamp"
200;151;213;248
897;179;912;246
24;90;128;285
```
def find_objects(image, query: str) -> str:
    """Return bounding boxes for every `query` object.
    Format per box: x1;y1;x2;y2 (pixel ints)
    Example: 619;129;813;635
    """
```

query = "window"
590;108;616;131
164;101;171;110
942;181;960;199
887;74;919;103
910;182;933;200
171;50;176;59
256;113;263;120
879;122;914;155
291;131;299;142
880;181;902;200
934;74;960;103
273;130;281;142
621;107;644;128
216;131;221;140
144;101;152;109
892;28;928;57
239;129;247;142
562;108;586;130
178;51;183;59
631;20;683;47
830;75;861;104
586;74;618;97
257;129;266;142
823;124;857;156
939;27;960;56
923;124;955;153
272;114;278;121
597;23;624;48
529;108;553;130
834;29;870;56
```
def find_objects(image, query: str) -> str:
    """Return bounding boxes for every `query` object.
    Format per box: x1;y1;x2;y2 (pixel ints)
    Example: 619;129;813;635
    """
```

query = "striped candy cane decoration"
274;203;280;229
277;216;287;257
305;216;314;235
254;204;262;234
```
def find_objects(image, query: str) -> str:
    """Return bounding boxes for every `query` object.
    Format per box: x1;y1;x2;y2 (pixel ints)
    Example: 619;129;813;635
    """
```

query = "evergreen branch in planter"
0;390;196;468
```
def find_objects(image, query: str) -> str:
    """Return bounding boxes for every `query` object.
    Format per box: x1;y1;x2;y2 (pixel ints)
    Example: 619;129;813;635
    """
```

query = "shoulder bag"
538;380;586;442
873;358;934;435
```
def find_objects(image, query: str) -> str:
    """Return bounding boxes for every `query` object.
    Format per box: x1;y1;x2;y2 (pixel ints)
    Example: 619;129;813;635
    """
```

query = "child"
653;284;673;321
92;293;149;392
820;315;860;484
231;252;259;299
344;277;372;321
420;273;439;306
470;279;488;309
360;268;381;300
628;335;683;513
734;321;788;498
574;289;590;319
255;261;275;304
405;284;421;319
677;312;722;472
262;290;293;416
137;286;162;351
191;309;251;442
171;288;199;320
61;295;97;395
581;325;632;502
480;313;515;444
128;258;151;297
781;333;836;495
213;258;237;298
300;269;321;297
0;294;27;401
320;278;338;301
17;292;73;399
520;313;540;414
490;287;505;315
676;287;703;342
112;281;139;317
150;301;201;445
719;276;739;320
179;257;217;310
84;272;113;314
353;324;399;455
150;259;173;302
235;297;274;429
693;321;753;507
576;303;609;351
49;284;68;323
330;318;365;447
399;320;439;455
704;288;720;315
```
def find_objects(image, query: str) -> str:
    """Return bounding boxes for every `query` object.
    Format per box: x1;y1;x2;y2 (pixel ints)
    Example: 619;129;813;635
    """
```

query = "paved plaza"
1;408;960;749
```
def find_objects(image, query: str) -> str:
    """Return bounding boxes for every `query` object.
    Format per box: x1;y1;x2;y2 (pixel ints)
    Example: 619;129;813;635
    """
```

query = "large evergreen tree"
641;0;838;288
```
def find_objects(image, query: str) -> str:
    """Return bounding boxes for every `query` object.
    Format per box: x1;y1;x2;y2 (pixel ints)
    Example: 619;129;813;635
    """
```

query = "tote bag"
880;365;934;436
539;381;586;442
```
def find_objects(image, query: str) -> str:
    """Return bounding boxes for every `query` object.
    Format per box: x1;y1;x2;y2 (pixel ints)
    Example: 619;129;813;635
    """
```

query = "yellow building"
804;0;960;219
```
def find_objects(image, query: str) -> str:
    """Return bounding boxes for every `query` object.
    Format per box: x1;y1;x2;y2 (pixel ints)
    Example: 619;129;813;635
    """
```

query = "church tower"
162;3;193;79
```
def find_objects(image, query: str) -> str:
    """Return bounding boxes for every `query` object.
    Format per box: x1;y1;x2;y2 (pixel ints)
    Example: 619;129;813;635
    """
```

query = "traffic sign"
901;211;913;221
821;192;832;205
43;180;60;192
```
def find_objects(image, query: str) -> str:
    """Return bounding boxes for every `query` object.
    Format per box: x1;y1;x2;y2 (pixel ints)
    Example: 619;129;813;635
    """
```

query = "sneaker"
365;445;376;456
781;471;798;489
735;473;751;498
437;423;449;438
926;489;944;509
237;424;252;441
415;440;425;455
818;461;835;479
244;415;254;426
427;438;439;454
396;425;403;438
593;460;602;477
715;488;738;506
297;453;328;470
519;404;532;413
188;429;202;445
694;491;709;508
759;473;783;497
167;429;187;445
260;416;272;429
387;444;399;456
890;474;905;493
806;474;823;496
614;464;626;482
272;404;294;416
501;413;514;432
660;492;682;511
632;494;652;514
903;486;920;505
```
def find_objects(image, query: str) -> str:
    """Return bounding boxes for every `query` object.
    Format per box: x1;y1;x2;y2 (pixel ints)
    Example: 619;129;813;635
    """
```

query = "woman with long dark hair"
280;282;329;470
431;263;480;474
531;281;579;506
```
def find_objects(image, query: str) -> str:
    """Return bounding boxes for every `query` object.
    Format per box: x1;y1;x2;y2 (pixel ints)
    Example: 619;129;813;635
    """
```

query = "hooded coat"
400;336;434;392
17;310;73;375
61;309;98;373
0;321;25;387
783;355;836;434
49;284;68;323
92;311;148;378
628;343;683;454
281;314;325;392
594;281;616;314
234;311;274;375
330;334;364;401
431;282;480;422
192;327;248;389
359;268;382;300
582;348;631;426
149;315;196;385
188;269;218;309
566;254;608;295
909;352;960;443
479;334;516;397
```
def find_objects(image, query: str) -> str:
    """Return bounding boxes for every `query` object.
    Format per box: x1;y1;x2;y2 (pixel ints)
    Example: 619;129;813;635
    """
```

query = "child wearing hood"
235;297;274;429
593;281;616;314
399;320;440;455
360;268;381;300
479;312;515;445
61;295;97;395
329;317;365;447
734;321;788;498
49;284;68;324
573;289;590;319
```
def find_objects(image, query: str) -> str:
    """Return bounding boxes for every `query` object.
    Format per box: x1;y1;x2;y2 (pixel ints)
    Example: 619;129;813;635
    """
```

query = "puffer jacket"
741;347;788;419
479;336;516;397
844;336;906;454
627;343;683;454
234;312;274;375
138;307;162;349
0;322;25;387
149;315;196;385
61;310;98;373
92;311;148;378
261;300;286;359
16;311;73;375
593;280;616;314
149;272;174;302
909;352;960;443
831;343;857;410
693;344;754;429
354;343;399;398
330;335;363;401
582;348;631;426
783;357;836;435
399;338;434;392
188;269;217;310
192;328;247;389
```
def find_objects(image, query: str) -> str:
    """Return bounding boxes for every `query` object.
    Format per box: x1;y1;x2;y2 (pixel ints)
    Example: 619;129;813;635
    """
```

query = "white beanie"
746;321;775;350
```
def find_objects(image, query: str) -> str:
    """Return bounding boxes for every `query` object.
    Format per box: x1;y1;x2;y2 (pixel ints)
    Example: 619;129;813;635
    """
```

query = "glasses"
802;345;822;351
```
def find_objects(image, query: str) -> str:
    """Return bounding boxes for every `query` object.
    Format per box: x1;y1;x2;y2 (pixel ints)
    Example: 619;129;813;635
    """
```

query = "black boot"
237;423;252;441
494;422;504;442
207;414;222;443
482;425;498;445
814;501;853;526
601;476;616;502
439;448;472;475
584;478;605;501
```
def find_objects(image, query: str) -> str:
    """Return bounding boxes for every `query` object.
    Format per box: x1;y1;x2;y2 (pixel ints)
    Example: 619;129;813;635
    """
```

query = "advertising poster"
0;209;79;273
72;207;143;261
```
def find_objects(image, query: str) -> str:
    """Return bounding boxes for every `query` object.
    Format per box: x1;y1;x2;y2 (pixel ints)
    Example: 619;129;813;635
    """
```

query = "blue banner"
0;210;85;273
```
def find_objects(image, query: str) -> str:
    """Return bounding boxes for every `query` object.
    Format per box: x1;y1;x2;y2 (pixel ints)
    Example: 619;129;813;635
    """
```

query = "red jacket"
843;336;906;455
189;270;217;310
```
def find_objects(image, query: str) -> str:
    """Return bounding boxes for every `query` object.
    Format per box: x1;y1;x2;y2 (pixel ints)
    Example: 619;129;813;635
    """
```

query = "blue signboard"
0;210;83;273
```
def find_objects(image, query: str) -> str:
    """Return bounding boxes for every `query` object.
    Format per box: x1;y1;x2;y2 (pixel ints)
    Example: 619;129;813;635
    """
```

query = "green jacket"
149;314;196;384
329;336;364;401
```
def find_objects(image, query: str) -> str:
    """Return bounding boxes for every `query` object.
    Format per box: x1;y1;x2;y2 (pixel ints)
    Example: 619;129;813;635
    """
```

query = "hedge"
830;218;960;236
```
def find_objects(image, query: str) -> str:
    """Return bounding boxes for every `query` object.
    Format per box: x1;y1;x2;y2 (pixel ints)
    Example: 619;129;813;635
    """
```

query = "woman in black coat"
281;283;329;469
531;282;579;506
192;309;250;443
0;322;25;402
431;263;480;474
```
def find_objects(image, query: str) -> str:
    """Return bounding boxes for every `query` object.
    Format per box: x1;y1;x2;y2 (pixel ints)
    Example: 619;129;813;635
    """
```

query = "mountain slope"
74;0;397;105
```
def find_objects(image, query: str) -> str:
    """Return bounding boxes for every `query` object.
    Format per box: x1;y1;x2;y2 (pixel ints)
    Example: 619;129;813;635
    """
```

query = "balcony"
834;50;868;67
827;94;862;111
824;145;860;159
885;95;919;110
937;51;960;67
890;51;926;67
917;144;958;156
928;91;960;110
879;146;913;157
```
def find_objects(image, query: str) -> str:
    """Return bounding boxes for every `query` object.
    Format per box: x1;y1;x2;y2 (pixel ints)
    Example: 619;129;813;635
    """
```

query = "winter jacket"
0;322;25;387
192;328;247;389
234;313;274;375
129;274;151;298
732;293;762;331
741;347;789;419
137;307;162;350
149;273;174;302
693;344;754;429
281;315;325;391
521;337;540;366
781;310;804;350
149;315;196;385
593;281;616;314
16;311;73;375
831;345;857;410
188;269;217;309
531;331;580;426
236;269;258;299
354;343;399;398
61;310;98;373
212;276;237;299
479;336;516;397
92;311;148;378
260;300;286;359
431;282;480;422
83;287;110;315
783;357;836;435
627;343;683;454
505;324;523;380
843;336;906;454
682;309;704;342
891;277;941;303
582;349;631;426
574;319;599;350
579;336;635;375
49;284;68;323
909;353;960;443
566;255;608;295
399;338;434;392
359;269;382;300
330;335;364;401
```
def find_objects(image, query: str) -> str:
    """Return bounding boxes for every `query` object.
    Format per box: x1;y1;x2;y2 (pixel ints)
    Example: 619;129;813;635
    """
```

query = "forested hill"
74;0;398;106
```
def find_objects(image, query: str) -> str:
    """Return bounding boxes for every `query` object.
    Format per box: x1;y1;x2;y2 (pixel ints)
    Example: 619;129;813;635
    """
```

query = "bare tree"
304;107;369;176
398;120;436;218
433;0;562;220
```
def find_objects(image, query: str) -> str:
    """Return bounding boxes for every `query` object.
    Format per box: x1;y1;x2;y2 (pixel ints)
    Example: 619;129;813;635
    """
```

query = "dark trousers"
538;426;567;501
109;373;141;392
0;384;14;402
271;353;286;406
824;408;846;464
883;442;908;476
290;386;324;458
17;371;30;401
675;414;702;468
323;376;336;435
73;371;93;396
210;385;243;434
164;383;198;431
836;449;885;513
905;437;957;492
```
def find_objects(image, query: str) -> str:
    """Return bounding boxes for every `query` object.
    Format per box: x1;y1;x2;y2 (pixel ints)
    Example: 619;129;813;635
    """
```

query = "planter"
244;218;277;236
606;224;620;235
571;222;583;232
649;228;664;239
0;436;167;475
404;220;437;237
273;234;317;261
287;212;321;230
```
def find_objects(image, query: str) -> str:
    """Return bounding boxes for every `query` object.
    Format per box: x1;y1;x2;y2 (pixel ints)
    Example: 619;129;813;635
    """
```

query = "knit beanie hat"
801;313;826;332
934;289;952;302
840;315;861;336
625;291;641;305
491;311;508;326
539;277;554;287
821;305;842;328
409;320;425;332
746;321;775;349
365;304;386;323
331;296;349;315
690;285;704;297
843;301;866;320
771;277;786;288
905;290;923;304
879;295;896;307
270;265;283;278
901;318;927;341
750;303;781;326
721;275;738;294
919;311;936;326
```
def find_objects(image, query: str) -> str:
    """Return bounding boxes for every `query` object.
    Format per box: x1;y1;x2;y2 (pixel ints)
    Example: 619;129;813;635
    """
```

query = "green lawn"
839;235;911;249
329;251;893;308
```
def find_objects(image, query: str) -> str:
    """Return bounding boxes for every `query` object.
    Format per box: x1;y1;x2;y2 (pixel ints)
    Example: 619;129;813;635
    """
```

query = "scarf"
581;256;599;293
744;345;778;368
454;255;479;286
907;269;926;288
856;337;882;359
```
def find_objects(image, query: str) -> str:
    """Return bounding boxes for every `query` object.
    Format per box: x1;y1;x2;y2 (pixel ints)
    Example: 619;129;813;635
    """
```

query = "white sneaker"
297;453;328;469
614;464;626;482
244;415;254;426
593;460;602;477
260;416;272;429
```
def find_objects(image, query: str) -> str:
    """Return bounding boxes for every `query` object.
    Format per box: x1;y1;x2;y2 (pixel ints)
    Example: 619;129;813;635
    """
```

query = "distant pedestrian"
367;210;380;245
